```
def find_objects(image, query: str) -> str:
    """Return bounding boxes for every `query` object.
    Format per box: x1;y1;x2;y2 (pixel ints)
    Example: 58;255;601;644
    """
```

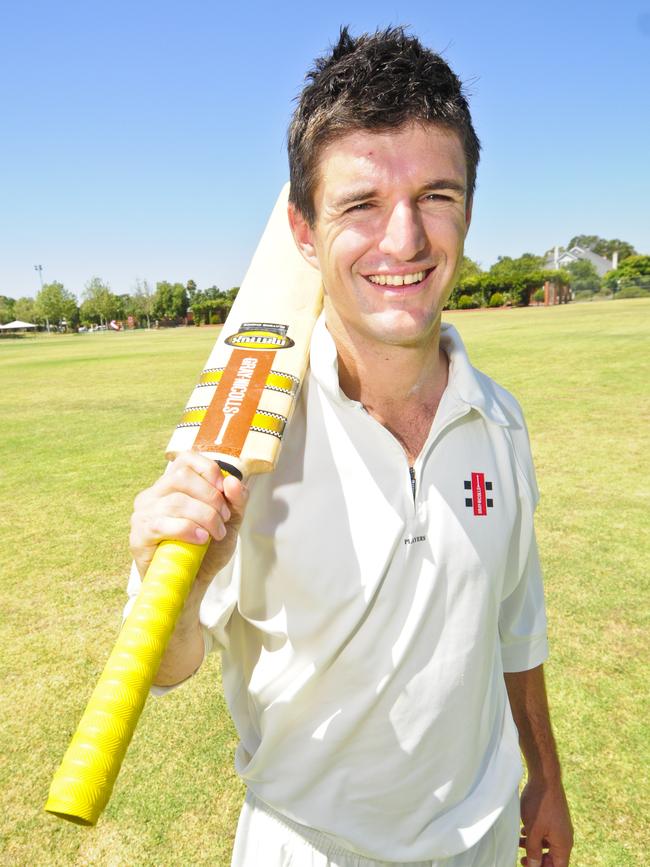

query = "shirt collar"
439;323;510;426
309;313;510;427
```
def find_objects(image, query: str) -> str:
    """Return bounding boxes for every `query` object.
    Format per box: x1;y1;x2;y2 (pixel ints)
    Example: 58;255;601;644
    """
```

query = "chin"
363;310;440;347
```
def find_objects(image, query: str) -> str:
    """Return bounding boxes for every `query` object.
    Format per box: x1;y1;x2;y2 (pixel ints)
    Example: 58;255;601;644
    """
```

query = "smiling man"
288;122;470;467
128;26;573;867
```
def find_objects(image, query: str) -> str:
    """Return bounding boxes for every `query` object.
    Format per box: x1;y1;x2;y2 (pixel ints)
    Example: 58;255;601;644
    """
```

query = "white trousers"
231;789;520;867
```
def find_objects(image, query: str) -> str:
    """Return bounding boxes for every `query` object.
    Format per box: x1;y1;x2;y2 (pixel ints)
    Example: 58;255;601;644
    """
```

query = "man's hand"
519;776;573;866
129;451;249;686
130;451;248;588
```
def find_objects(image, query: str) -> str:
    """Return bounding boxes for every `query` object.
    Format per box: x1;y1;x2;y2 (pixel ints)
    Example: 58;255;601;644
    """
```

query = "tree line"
1;235;647;329
0;278;240;330
448;236;649;309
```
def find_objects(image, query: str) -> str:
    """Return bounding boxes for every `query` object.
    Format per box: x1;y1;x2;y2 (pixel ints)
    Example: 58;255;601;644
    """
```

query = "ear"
287;202;321;271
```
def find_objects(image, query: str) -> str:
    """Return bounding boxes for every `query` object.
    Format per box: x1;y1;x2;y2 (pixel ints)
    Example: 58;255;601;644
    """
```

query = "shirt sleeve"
498;410;549;673
123;547;239;696
499;527;549;672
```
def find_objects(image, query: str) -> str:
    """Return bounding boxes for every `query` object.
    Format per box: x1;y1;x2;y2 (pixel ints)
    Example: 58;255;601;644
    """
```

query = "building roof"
544;246;614;277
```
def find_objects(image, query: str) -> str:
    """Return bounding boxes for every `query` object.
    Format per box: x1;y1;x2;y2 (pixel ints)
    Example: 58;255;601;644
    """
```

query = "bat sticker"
225;322;295;350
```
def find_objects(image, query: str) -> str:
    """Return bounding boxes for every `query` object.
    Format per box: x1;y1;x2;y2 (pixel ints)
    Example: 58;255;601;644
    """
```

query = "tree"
457;257;482;283
567;235;636;263
566;235;600;252
13;297;37;323
0;295;15;324
565;260;601;294
115;293;133;321
489;253;545;280
152;281;188;321
131;278;155;328
83;277;117;326
466;255;548;307
35;281;78;330
603;255;650;292
188;284;237;325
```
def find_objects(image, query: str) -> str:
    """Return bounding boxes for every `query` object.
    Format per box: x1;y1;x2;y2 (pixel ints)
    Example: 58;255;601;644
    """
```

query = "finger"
146;514;226;546
222;475;249;521
547;845;571;867
132;495;227;547
162;491;228;538
167;452;225;491
157;465;230;518
525;846;543;867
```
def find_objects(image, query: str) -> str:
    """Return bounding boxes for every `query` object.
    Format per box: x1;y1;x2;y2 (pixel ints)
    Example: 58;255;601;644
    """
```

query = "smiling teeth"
367;271;427;286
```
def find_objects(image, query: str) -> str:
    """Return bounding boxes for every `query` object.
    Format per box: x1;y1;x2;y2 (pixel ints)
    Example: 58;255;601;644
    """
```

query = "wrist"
158;578;204;655
525;759;563;787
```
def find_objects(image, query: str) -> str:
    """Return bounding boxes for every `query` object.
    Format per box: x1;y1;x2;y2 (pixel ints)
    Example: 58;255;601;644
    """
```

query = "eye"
424;192;453;202
345;202;373;213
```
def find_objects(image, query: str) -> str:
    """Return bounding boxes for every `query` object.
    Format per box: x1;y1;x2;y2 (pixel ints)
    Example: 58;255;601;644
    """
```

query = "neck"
324;304;449;461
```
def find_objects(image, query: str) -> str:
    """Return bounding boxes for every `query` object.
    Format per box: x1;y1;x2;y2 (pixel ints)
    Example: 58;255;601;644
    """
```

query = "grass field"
1;300;648;865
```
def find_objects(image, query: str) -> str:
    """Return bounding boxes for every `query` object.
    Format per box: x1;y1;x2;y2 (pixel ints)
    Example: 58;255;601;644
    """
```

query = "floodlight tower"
34;264;48;331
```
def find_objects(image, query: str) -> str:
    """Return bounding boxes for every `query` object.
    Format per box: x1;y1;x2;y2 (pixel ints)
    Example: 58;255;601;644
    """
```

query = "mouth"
364;268;434;289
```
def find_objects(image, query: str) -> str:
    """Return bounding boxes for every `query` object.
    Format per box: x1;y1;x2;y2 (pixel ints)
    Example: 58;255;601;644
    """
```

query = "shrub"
458;294;480;309
533;288;545;303
574;290;595;302
593;289;613;300
488;292;505;307
615;285;650;299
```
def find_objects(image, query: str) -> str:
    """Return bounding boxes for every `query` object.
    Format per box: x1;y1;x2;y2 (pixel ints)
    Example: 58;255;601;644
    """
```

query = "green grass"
1;301;648;865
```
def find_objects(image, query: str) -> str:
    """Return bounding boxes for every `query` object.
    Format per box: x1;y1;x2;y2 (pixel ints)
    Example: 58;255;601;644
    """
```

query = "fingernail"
195;528;209;543
220;504;231;522
529;860;541;867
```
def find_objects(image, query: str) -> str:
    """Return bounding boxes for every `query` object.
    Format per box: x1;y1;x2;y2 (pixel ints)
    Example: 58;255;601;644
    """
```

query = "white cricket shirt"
127;318;548;860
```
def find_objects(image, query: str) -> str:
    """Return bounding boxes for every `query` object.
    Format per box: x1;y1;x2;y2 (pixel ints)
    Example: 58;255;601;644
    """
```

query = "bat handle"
44;538;208;825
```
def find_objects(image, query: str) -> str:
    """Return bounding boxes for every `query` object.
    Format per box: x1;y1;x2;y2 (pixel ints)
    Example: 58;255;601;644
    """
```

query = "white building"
544;245;617;277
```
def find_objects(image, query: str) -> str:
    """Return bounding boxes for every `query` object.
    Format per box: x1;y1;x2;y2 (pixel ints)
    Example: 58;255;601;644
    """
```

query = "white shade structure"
0;320;38;330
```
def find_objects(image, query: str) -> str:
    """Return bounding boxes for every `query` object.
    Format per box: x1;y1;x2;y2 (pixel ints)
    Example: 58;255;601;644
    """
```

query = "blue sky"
2;0;649;300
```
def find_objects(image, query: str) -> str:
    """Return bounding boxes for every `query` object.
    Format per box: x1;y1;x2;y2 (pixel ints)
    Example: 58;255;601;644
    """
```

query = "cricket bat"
45;184;323;826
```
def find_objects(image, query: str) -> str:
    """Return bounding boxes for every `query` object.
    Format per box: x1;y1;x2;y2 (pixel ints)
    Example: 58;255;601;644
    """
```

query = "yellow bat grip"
45;538;209;825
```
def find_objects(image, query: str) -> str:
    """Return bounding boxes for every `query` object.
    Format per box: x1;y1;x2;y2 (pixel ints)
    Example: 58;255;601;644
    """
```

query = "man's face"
289;122;472;351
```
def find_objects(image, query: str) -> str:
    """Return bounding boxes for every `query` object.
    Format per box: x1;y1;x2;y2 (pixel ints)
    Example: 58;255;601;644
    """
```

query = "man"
129;27;573;866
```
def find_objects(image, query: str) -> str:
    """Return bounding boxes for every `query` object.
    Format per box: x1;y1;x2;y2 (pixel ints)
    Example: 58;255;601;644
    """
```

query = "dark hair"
288;26;481;225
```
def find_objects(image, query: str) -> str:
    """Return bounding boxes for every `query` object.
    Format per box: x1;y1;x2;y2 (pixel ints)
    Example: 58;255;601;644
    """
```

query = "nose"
378;200;427;261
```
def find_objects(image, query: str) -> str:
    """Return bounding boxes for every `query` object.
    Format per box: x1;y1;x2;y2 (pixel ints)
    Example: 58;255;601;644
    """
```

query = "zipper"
351;397;472;510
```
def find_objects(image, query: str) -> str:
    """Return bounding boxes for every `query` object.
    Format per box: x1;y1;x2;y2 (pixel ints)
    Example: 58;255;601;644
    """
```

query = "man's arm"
505;664;573;867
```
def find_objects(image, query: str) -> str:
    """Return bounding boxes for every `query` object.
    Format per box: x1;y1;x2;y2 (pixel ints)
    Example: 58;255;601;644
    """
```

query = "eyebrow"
331;188;379;210
423;179;467;195
331;179;466;210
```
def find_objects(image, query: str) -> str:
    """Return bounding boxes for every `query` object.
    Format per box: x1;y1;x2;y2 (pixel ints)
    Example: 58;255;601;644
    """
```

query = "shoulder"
473;368;540;507
475;367;526;425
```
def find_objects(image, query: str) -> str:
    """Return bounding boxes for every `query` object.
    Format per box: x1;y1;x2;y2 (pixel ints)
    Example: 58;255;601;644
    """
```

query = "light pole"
34;264;48;331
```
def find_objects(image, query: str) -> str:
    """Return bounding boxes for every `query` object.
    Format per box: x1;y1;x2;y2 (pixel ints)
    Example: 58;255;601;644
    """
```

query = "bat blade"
168;184;323;476
45;184;323;825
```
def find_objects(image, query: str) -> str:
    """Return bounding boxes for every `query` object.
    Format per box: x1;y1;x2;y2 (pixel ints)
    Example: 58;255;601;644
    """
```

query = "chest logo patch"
464;472;494;516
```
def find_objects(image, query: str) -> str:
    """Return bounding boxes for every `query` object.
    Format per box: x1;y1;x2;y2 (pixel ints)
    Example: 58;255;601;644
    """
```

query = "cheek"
426;214;467;255
327;226;374;272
